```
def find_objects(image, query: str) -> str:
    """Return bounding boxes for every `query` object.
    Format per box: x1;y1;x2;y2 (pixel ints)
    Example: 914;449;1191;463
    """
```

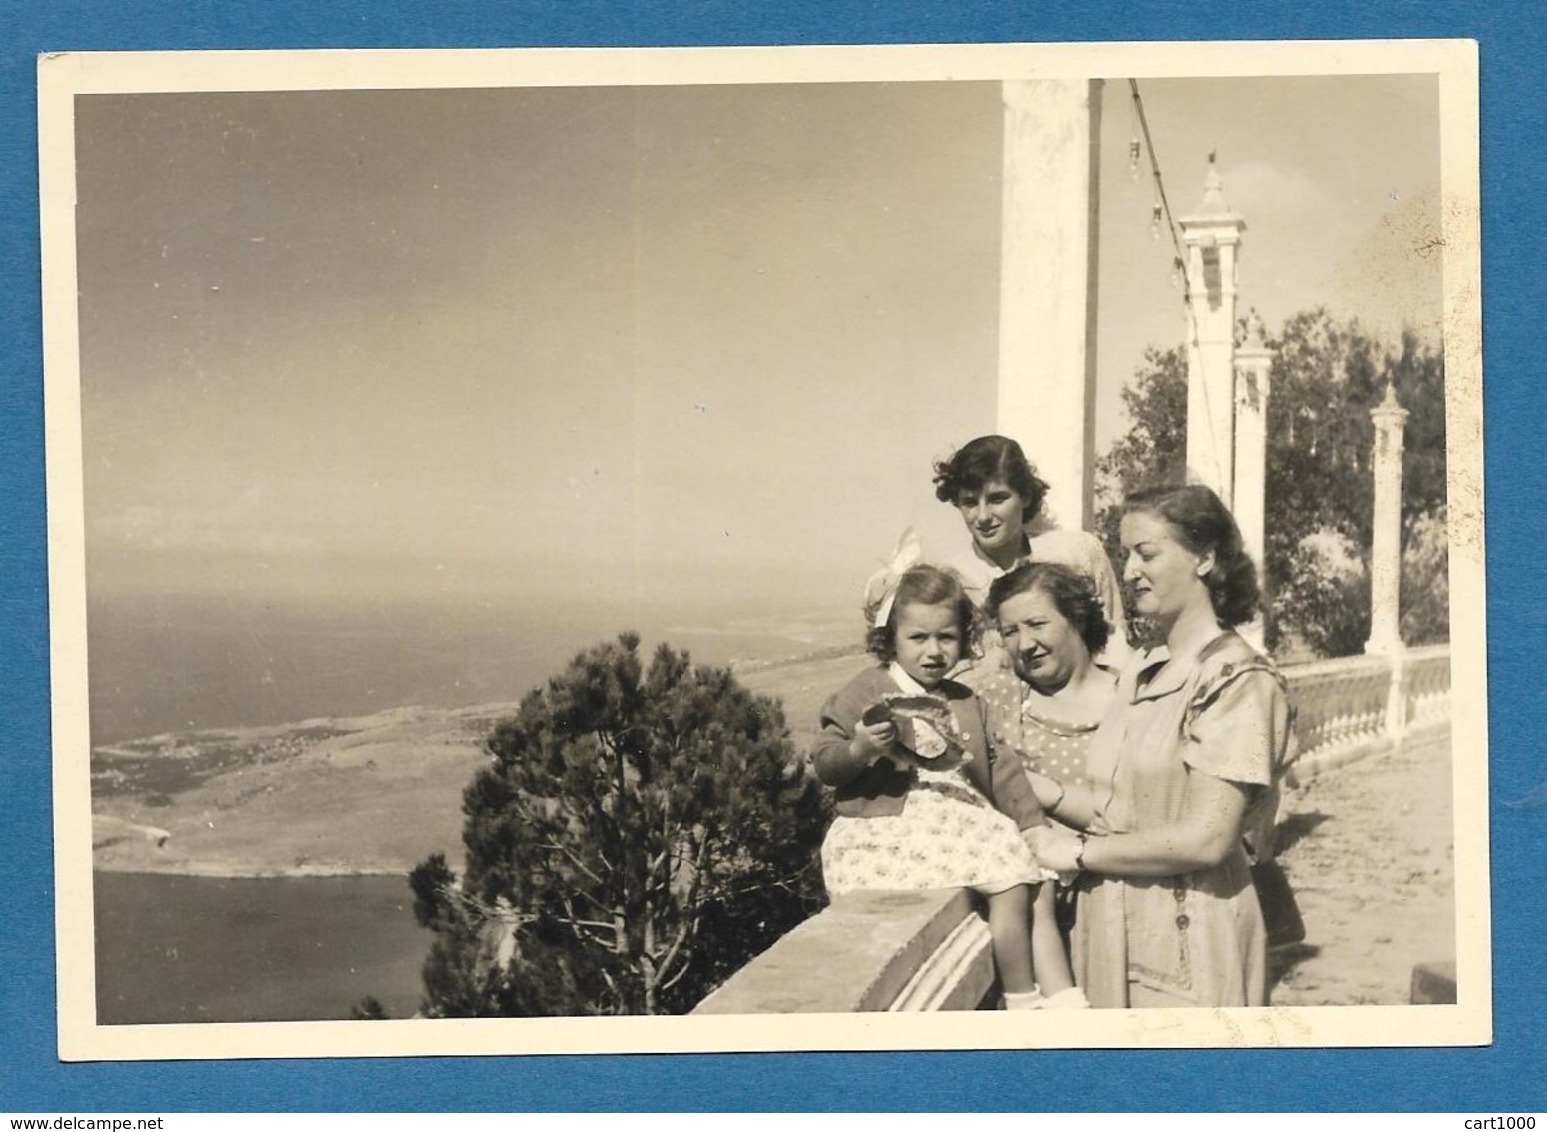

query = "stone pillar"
1232;333;1273;649
1367;383;1410;740
1178;156;1247;501
1365;383;1409;656
997;79;1102;530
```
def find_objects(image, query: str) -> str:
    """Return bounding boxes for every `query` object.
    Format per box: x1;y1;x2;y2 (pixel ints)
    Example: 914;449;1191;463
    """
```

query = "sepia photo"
39;40;1486;1060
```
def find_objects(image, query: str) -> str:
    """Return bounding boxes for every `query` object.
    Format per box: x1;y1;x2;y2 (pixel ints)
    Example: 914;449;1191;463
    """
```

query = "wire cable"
1129;78;1232;491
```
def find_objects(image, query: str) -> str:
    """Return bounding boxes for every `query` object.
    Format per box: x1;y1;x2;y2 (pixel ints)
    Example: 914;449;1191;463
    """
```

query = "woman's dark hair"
932;435;1050;522
1124;483;1260;628
984;560;1110;657
865;564;977;663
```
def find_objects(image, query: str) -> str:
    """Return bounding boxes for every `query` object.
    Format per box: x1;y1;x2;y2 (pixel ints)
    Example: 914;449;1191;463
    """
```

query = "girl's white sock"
1002;988;1045;1011
1040;986;1091;1009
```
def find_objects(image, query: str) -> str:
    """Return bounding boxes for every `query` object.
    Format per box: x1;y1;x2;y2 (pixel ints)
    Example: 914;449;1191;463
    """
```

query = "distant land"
91;647;872;878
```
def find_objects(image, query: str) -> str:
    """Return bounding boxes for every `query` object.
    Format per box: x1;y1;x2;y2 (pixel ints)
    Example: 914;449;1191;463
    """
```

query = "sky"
74;73;1442;623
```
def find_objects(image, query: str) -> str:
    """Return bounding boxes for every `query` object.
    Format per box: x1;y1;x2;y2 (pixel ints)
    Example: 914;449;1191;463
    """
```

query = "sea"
93;872;429;1024
87;589;856;747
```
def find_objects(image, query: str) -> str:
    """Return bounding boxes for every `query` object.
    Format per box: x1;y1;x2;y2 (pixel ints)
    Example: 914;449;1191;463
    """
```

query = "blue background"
2;0;1540;1113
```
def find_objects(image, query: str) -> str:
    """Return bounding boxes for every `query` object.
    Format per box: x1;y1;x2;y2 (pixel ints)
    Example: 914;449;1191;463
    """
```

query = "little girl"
809;562;1081;1010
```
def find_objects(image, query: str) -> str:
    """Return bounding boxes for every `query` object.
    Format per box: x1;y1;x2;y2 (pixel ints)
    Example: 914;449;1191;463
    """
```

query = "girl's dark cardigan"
809;665;1044;828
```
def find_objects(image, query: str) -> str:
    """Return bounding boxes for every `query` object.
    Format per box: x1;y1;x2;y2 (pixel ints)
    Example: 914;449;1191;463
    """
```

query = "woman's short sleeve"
1181;668;1290;788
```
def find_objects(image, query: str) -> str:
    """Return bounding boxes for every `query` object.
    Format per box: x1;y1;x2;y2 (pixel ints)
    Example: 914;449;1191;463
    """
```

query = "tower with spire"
1178;151;1248;501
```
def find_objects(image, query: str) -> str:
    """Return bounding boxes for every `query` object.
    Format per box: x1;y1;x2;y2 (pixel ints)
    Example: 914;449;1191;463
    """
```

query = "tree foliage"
1096;309;1448;657
412;632;828;1017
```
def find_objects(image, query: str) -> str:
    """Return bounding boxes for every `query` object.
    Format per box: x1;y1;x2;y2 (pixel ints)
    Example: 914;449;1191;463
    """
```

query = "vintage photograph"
39;41;1486;1059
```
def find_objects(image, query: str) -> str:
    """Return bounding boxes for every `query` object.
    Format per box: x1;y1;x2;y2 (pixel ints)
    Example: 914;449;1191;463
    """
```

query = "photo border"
39;39;1487;1064
7;2;1535;1108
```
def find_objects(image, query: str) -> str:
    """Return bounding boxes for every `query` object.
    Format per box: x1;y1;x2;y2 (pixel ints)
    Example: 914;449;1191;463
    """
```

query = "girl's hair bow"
863;527;923;629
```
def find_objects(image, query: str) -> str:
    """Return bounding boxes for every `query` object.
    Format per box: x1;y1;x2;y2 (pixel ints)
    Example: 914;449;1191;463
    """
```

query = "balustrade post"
1386;657;1408;742
1365;383;1410;740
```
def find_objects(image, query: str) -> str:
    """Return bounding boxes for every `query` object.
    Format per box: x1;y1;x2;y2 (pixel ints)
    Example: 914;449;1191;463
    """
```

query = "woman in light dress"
1029;484;1294;1008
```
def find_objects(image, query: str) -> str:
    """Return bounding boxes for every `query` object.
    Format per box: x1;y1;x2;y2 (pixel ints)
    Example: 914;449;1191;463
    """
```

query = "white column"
1366;383;1410;657
1178;161;1246;501
1232;337;1273;648
997;79;1102;531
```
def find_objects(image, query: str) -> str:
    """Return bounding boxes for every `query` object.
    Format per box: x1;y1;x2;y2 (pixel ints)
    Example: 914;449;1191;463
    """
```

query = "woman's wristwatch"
1073;832;1089;871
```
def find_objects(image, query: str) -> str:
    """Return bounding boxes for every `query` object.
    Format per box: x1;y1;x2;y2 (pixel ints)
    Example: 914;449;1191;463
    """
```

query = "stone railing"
1282;653;1394;780
1400;644;1451;734
1285;644;1451;783
693;888;996;1014
697;644;1451;1014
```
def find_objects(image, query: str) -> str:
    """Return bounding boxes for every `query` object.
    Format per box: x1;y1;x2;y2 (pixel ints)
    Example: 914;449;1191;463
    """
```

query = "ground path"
1269;728;1455;1006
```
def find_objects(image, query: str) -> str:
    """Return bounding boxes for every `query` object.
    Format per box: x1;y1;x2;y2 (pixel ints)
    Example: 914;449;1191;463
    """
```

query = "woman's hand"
1049;770;1252;877
1029;823;1083;875
1025;770;1066;814
1024;769;1095;830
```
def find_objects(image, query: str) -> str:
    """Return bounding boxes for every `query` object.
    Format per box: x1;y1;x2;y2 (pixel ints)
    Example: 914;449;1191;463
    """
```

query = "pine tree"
413;632;828;1016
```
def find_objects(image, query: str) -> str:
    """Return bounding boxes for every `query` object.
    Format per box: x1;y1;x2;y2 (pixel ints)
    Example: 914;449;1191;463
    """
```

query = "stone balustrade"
692;888;995;1014
1282;653;1394;781
1401;644;1452;734
1285;644;1452;783
697;645;1451;1015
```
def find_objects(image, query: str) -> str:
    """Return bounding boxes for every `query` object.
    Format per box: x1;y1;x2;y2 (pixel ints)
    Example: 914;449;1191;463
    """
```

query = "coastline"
88;645;871;880
89;699;515;880
92;858;417;880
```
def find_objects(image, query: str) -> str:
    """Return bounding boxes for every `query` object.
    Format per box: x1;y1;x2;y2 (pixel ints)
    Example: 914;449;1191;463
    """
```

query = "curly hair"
1124;483;1260;628
865;564;977;663
984;560;1110;657
932;435;1050;522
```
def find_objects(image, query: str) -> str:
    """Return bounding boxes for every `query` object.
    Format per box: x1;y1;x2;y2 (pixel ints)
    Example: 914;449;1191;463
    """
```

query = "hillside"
90;649;872;877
